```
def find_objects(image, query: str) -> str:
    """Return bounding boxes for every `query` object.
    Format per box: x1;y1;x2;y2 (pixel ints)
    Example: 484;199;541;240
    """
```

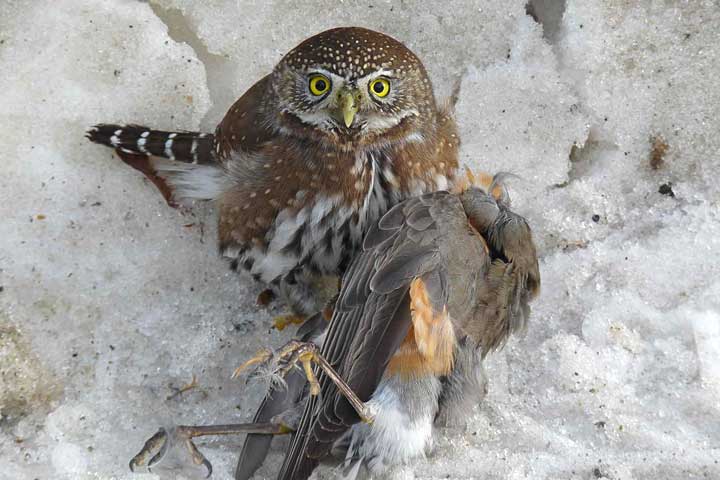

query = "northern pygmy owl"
87;27;461;316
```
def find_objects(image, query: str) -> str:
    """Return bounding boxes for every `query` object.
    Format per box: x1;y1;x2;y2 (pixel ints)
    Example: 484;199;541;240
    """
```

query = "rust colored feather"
115;150;177;207
386;278;455;378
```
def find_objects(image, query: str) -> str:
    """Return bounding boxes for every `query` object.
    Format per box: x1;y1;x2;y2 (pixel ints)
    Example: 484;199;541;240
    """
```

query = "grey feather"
235;313;325;480
377;201;408;230
405;205;435;231
369;246;438;294
419;269;449;312
436;338;487;427
234;368;307;480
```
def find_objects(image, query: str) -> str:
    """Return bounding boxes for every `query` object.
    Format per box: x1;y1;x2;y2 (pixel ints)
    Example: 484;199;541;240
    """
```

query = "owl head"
269;27;437;146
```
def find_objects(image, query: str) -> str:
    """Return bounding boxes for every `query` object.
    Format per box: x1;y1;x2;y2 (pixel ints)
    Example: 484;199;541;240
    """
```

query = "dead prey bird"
129;171;540;479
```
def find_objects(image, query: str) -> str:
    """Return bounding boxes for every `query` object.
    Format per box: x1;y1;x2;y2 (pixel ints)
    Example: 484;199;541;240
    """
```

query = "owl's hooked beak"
339;89;360;128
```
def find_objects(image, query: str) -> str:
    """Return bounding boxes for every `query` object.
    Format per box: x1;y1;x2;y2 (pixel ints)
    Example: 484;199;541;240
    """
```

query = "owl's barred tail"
86;124;229;204
86;124;215;164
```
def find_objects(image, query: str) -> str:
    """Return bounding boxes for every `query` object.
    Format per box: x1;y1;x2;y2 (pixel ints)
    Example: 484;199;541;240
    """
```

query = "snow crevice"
148;2;234;130
526;0;567;44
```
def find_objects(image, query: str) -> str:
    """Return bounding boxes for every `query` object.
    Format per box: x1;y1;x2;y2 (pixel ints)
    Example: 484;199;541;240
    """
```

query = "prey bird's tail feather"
86;124;215;165
235;312;328;480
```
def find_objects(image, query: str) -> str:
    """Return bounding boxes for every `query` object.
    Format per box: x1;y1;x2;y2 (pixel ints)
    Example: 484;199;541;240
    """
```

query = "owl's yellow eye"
369;77;391;98
309;74;331;96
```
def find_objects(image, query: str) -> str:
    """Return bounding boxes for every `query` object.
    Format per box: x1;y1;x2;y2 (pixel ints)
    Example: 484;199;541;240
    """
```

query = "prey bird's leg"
130;429;169;473
129;422;289;478
308;348;376;424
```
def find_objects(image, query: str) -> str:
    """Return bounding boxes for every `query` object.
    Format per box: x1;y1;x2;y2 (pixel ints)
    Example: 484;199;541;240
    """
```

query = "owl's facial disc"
288;68;414;137
273;27;436;144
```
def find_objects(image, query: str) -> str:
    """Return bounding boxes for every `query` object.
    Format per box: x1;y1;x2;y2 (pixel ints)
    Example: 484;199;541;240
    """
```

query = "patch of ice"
51;442;90;476
692;309;720;390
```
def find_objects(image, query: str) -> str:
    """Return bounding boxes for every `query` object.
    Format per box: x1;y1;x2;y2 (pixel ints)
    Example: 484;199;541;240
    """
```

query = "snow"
1;1;719;479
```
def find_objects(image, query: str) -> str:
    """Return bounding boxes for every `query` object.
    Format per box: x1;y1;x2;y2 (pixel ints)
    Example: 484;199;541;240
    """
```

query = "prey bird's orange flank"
385;278;456;379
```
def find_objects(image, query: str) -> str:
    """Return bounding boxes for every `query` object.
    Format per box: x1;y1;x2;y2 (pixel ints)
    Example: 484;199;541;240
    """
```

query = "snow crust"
1;1;718;479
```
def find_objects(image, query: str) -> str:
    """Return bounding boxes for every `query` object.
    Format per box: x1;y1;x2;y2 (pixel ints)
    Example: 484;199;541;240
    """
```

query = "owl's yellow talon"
233;339;374;424
299;351;321;396
232;349;273;379
272;314;306;331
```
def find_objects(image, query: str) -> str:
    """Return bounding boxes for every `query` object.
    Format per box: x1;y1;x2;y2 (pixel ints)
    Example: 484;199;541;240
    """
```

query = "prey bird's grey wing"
234;370;306;480
277;191;463;480
235;312;325;480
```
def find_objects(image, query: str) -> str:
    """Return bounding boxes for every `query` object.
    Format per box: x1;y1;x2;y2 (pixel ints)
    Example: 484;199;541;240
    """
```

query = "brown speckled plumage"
87;27;461;315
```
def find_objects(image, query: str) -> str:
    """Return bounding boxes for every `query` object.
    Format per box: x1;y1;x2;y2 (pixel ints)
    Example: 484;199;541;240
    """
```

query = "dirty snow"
1;1;719;479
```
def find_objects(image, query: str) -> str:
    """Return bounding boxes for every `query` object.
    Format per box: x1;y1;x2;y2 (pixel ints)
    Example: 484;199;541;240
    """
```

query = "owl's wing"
277;191;461;480
214;75;276;158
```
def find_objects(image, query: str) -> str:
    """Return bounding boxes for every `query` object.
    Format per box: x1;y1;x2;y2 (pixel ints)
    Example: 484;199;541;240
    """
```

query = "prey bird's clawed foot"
129;423;288;477
129;428;170;473
272;313;306;331
129;426;212;478
233;340;376;424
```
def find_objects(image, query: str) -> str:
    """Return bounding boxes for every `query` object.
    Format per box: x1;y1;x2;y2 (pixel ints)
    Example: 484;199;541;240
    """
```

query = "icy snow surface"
1;1;719;479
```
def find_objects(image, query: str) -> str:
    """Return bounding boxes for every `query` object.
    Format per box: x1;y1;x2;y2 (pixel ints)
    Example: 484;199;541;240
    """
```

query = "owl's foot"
254;287;306;330
277;270;325;317
129;423;288;477
233;340;376;424
272;314;306;331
